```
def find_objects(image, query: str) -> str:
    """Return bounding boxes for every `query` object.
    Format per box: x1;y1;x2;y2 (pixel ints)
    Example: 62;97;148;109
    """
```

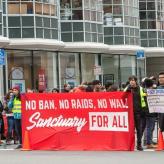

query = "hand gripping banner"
21;92;135;151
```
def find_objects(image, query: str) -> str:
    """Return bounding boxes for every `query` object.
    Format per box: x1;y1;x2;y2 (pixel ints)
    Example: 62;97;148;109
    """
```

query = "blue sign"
0;49;5;65
136;50;145;59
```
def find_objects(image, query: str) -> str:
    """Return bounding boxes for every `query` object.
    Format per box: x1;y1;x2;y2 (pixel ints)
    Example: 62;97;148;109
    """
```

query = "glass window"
72;10;83;20
36;28;43;38
149;39;157;47
33;51;57;91
8;17;20;27
59;53;80;89
22;16;34;26
73;22;83;31
148;21;156;29
147;2;155;10
91;11;96;21
22;28;34;38
85;32;91;42
148;31;157;38
9;28;21;38
113;5;122;15
61;32;72;42
91;23;97;32
140;11;146;19
104;36;113;44
92;33;97;42
85;22;90;32
52;29;58;39
36;17;42;27
84;10;90;20
81;53;95;83
114;27;123;35
104;27;113;35
120;55;136;83
103;0;112;4
139;2;146;10
140;31;147;39
73;32;84;41
84;0;90;9
140;21;147;29
51;18;58;28
43;18;50;28
114;36;124;44
147;11;156;19
61;22;72;32
44;29;51;39
7;50;32;91
102;55;119;86
141;40;148;47
72;0;82;9
113;0;122;4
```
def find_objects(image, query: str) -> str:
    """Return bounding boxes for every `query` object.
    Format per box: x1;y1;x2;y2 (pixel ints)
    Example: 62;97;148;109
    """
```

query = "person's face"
159;74;164;85
129;79;137;87
13;89;19;95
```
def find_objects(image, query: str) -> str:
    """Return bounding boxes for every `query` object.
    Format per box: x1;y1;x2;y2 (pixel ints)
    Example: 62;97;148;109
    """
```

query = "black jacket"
157;85;164;132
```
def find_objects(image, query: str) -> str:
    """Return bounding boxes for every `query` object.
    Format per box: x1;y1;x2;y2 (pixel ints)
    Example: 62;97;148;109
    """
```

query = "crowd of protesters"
0;72;164;151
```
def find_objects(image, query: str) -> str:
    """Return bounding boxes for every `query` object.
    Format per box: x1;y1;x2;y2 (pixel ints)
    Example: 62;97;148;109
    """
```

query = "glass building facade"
4;0;59;39
60;0;104;42
0;0;146;97
103;0;140;45
139;0;164;47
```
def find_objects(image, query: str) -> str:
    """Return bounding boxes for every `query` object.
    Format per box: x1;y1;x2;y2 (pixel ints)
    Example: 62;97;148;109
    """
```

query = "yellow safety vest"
140;87;146;108
12;97;21;119
124;86;146;108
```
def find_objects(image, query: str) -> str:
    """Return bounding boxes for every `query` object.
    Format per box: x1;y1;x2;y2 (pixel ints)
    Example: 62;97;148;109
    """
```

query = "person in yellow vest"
124;75;147;151
10;86;22;149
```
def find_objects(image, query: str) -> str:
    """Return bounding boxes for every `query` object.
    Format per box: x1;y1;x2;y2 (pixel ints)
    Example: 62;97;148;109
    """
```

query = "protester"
63;83;71;93
8;86;22;149
4;90;18;145
92;80;102;92
157;72;164;134
52;88;59;93
143;78;157;149
0;100;4;144
124;75;147;151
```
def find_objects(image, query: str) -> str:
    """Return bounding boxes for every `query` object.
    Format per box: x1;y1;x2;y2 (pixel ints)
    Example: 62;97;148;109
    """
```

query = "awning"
0;36;10;48
145;47;164;57
6;38;65;51
63;42;109;53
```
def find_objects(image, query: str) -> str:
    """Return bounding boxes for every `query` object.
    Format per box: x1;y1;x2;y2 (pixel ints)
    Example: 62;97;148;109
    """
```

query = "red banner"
21;92;135;151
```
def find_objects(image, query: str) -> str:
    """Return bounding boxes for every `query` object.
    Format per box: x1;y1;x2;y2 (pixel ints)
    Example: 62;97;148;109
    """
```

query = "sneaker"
146;144;157;149
15;144;22;149
137;145;143;151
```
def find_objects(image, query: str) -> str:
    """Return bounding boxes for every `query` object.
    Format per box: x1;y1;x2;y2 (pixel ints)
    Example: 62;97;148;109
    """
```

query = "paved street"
0;150;163;164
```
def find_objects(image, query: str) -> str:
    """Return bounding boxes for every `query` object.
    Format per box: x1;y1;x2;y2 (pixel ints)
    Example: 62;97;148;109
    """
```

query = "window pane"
22;16;34;26
61;33;72;42
36;28;43;38
22;28;34;38
8;17;20;27
73;22;83;31
73;32;84;41
9;28;21;38
36;17;42;27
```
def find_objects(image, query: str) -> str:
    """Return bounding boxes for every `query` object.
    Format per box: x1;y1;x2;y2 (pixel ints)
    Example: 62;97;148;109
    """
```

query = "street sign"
0;49;5;65
136;50;145;59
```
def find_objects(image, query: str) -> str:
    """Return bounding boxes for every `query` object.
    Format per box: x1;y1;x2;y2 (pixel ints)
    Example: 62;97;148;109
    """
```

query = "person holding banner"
158;72;164;132
124;75;147;151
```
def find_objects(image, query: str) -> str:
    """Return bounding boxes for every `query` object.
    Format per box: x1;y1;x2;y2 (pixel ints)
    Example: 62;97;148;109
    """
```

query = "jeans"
7;116;15;140
144;117;156;145
14;119;22;144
